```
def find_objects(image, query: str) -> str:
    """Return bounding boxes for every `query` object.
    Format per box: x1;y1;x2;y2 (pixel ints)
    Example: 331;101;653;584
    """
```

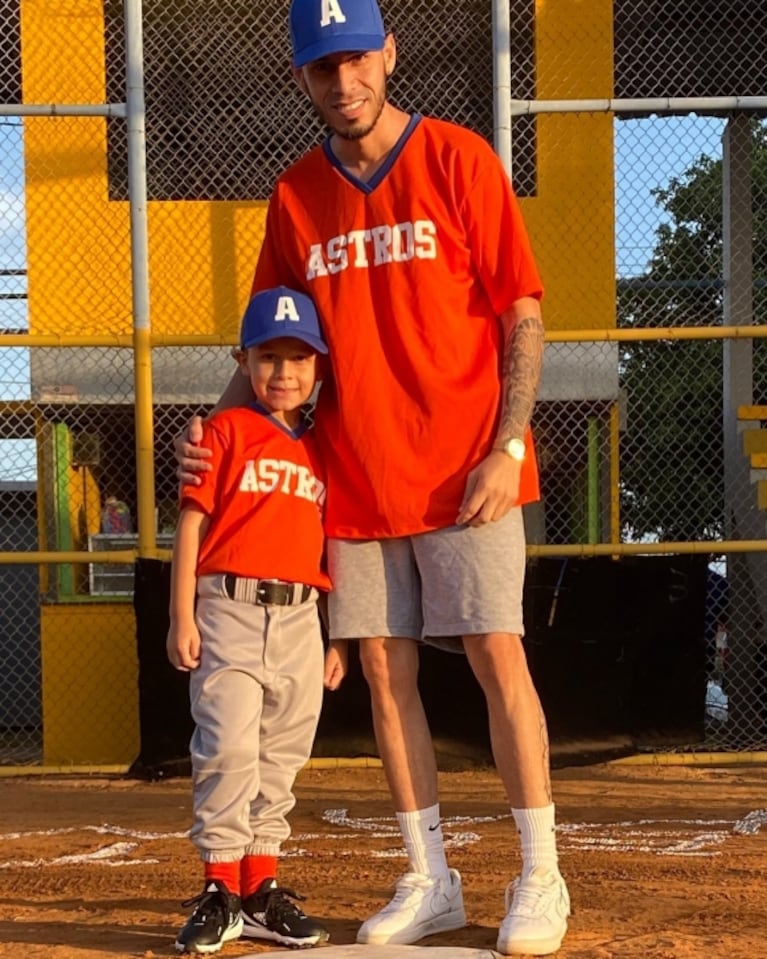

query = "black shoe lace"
181;887;229;923
264;886;308;924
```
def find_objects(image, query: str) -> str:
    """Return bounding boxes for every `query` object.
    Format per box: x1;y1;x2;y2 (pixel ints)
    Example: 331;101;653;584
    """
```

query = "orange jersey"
253;115;542;539
180;405;331;590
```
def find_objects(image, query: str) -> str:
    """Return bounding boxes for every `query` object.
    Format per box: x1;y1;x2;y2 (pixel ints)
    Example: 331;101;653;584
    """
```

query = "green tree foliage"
618;121;767;541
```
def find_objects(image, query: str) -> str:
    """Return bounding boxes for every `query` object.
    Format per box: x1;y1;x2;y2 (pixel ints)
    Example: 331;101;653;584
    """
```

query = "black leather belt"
223;574;313;607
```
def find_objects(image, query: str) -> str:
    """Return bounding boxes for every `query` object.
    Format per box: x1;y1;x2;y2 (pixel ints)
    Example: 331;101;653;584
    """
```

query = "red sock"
242;855;278;898
204;860;241;896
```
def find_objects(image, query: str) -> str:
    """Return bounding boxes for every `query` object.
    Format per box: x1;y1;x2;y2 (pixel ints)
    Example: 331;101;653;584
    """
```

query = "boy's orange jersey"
180;405;331;590
253;115;542;539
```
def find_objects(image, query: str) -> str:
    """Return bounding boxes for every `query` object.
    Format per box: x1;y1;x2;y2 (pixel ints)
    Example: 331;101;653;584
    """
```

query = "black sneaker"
241;878;330;948
175;880;244;954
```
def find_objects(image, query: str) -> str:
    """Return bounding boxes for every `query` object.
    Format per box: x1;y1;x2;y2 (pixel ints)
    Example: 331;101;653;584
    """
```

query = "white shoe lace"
508;872;558;919
378;873;435;915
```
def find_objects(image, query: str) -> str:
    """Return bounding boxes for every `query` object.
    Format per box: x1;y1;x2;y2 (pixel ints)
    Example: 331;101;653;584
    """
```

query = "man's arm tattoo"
497;314;545;443
540;706;553;802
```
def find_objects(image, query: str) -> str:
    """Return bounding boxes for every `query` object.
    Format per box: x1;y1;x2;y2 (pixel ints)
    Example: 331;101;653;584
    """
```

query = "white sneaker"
496;867;570;955
356;869;466;945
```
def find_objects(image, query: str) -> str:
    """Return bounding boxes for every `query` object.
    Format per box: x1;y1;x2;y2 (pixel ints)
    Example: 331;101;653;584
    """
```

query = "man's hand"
456;450;521;527
174;415;212;486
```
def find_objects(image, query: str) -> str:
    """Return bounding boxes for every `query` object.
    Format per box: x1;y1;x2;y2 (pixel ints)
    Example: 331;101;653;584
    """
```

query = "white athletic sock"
396;804;450;880
512;804;559;878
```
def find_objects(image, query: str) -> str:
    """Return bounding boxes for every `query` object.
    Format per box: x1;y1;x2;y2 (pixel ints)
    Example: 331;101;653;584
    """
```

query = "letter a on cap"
321;0;347;27
274;295;301;322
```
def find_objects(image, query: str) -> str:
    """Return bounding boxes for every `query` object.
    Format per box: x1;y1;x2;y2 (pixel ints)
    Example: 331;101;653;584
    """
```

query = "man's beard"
311;82;388;141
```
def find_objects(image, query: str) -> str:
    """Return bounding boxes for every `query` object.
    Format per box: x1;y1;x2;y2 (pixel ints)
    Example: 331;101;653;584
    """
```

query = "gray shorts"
327;508;526;653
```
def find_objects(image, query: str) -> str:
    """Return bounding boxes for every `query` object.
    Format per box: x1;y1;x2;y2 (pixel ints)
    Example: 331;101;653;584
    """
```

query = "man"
177;0;570;954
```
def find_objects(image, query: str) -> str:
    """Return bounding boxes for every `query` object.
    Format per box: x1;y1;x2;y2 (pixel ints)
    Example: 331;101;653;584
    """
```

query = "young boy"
167;285;346;955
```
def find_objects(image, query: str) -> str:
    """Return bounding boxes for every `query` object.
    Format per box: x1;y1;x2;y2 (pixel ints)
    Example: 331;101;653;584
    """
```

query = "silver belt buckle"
257;578;289;605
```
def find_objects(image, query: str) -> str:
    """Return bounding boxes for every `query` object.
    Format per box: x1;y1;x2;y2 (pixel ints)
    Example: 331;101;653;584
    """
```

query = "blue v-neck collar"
322;113;422;193
246;401;309;440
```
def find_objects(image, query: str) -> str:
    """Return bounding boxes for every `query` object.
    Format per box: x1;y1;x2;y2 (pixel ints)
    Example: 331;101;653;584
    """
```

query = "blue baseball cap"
240;286;328;354
290;0;386;69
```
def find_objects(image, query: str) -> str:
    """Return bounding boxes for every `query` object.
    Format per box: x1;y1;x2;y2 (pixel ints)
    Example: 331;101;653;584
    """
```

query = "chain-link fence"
1;0;766;767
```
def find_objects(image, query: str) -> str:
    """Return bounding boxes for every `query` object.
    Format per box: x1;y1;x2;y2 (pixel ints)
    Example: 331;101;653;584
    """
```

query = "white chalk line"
1;823;187;842
1;808;763;868
0;840;159;869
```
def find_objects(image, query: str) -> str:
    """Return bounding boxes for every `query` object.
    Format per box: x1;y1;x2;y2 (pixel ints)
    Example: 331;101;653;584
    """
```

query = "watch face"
506;438;526;461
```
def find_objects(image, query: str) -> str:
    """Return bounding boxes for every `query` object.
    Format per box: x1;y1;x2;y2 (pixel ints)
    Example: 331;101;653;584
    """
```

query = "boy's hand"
174;415;212;486
323;639;349;691
167;621;202;671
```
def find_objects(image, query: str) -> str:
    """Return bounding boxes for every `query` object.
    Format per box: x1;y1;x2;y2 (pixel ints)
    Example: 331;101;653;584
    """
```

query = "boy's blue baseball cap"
240;286;328;354
290;0;386;69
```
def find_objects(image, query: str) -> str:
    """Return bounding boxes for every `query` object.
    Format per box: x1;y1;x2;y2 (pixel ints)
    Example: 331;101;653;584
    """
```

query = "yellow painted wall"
20;1;264;338
41;603;139;764
523;0;616;330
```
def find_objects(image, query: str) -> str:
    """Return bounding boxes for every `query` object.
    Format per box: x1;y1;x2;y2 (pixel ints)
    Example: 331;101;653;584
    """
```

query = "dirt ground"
1;762;766;959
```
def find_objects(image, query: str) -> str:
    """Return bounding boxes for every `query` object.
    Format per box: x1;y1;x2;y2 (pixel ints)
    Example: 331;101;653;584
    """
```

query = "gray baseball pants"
188;573;324;862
